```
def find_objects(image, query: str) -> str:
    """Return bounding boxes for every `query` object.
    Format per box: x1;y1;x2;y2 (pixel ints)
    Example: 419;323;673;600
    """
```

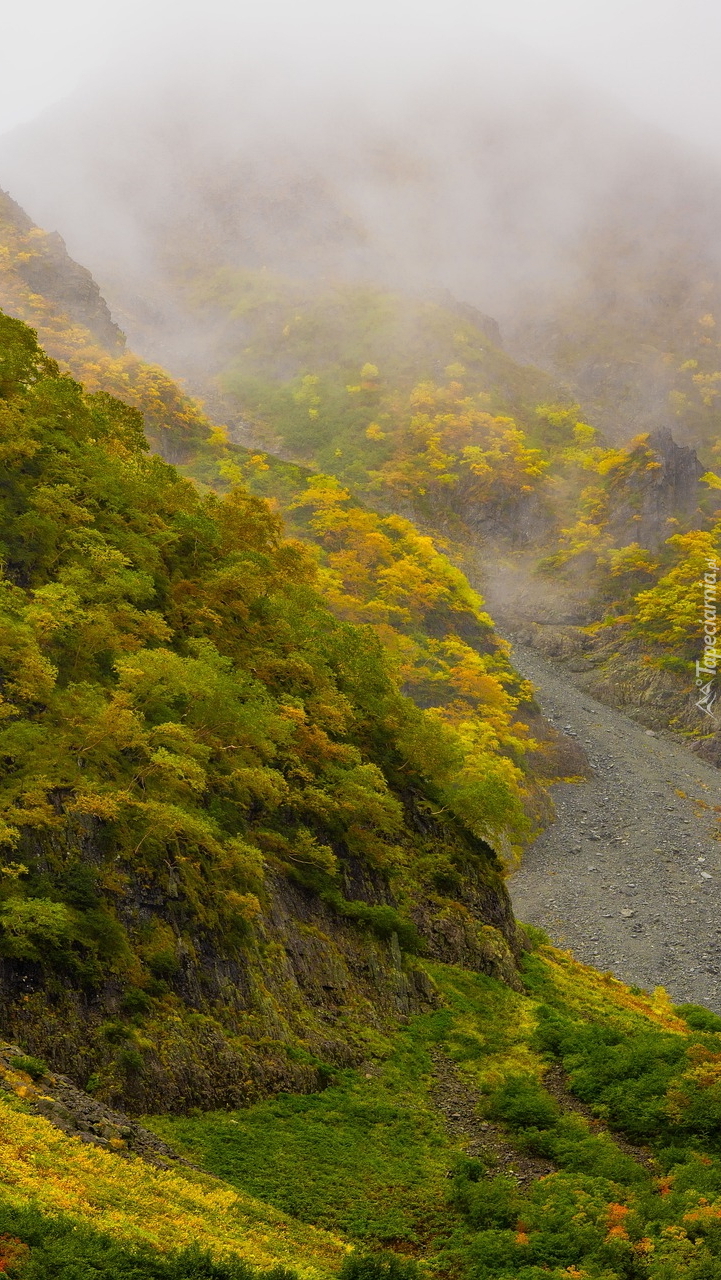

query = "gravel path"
430;1050;554;1186
509;639;721;1011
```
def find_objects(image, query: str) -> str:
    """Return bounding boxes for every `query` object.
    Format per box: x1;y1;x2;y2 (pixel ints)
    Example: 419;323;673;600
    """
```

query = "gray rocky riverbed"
509;639;721;1011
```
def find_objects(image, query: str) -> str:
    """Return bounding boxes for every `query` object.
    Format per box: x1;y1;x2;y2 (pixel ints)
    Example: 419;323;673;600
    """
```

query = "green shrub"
147;949;181;979
321;893;422;953
11;1054;47;1081
449;1168;518;1229
115;1046;144;1076
74;908;130;963
121;987;153;1017
522;923;551;950
56;863;100;910
0;898;75;961
488;1074;559;1130
674;1003;721;1033
461;1228;520;1274
338;1253;421;1280
669;1153;721;1196
530;1004;578;1057
100;1020;133;1046
531;1003;694;1143
519;1114;645;1184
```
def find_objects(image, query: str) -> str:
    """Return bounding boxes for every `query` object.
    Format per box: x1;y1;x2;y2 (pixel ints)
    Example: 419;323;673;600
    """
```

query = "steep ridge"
0;309;541;1117
0;188;224;466
0;190;125;353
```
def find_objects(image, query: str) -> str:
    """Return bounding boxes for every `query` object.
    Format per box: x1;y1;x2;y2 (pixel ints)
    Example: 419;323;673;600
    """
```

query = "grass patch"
147;1024;455;1247
9;1055;48;1081
0;1100;345;1278
0;1198;300;1279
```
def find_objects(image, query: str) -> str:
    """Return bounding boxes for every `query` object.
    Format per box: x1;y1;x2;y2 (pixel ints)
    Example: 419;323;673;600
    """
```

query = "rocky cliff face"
0;815;525;1114
606;427;705;550
469;427;706;553
0;188;125;352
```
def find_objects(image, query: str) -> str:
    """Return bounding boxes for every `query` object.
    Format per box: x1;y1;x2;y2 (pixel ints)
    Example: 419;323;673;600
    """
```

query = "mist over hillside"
4;40;721;443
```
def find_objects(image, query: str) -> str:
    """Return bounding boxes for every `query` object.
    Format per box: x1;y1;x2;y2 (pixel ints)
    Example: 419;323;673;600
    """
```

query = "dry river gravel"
509;639;721;1011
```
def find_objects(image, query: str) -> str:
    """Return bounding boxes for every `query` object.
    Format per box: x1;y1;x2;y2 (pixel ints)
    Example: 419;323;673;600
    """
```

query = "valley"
4;30;721;1274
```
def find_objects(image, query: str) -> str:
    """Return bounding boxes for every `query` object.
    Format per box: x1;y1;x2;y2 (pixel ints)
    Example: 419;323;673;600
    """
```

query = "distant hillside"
4;61;721;452
0;188;218;465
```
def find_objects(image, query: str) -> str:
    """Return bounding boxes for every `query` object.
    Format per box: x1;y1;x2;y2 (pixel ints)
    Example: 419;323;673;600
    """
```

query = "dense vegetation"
147;946;721;1280
5;195;718;703
0;1204;299;1280
0;309;540;1108
195;270;721;713
176;268;719;700
0;1085;345;1276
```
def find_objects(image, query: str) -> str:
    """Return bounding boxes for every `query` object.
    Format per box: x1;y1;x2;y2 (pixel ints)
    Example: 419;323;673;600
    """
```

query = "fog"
4;0;721;152
3;1;721;439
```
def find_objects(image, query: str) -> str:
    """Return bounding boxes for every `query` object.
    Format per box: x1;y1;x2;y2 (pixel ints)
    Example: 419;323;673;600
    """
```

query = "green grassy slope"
5;940;721;1279
147;944;721;1280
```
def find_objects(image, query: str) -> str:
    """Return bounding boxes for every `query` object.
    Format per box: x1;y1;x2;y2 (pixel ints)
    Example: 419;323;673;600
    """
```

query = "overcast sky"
2;0;721;156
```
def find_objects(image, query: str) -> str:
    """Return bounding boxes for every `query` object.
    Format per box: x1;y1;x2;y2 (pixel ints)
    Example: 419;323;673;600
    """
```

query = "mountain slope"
0;1092;345;1278
0;186;565;823
0;308;545;1113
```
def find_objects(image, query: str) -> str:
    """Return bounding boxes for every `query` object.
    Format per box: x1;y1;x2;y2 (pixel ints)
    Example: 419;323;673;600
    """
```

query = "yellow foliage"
0;1100;345;1277
535;946;688;1033
374;377;549;510
365;422;387;441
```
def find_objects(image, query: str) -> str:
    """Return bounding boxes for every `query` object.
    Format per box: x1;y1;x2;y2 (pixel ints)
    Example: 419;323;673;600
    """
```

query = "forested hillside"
3;176;719;755
161;263;721;748
0;309;546;1113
